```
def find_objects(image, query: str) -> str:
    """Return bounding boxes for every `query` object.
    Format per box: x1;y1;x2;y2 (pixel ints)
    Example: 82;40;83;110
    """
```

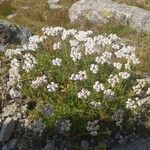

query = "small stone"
48;0;60;4
7;14;17;20
49;4;63;9
0;117;16;142
81;140;89;149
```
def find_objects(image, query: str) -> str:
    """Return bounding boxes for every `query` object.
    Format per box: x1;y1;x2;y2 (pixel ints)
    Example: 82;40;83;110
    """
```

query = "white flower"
95;51;112;64
70;71;87;81
31;75;47;88
78;89;90;99
9;87;21;99
52;58;62;66
22;53;37;72
132;79;146;95
60;120;71;132
7;58;20;87
146;88;150;95
53;42;61;50
90;64;98;74
104;89;114;99
47;82;58;92
113;62;122;70
70;46;82;61
87;120;99;136
108;74;120;87
90;101;101;109
119;72;130;79
93;81;105;92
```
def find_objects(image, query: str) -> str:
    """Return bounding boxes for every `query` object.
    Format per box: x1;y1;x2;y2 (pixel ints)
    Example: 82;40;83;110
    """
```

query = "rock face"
0;20;33;45
0;117;16;142
111;138;150;150
69;0;150;33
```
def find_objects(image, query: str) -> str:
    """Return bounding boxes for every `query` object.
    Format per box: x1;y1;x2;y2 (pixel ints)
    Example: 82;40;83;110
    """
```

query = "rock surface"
0;117;16;142
111;138;150;150
69;0;150;33
0;20;32;45
48;0;64;9
2;138;17;150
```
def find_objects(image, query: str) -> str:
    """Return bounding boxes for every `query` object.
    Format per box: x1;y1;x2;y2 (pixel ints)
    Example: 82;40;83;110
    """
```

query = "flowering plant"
5;26;150;140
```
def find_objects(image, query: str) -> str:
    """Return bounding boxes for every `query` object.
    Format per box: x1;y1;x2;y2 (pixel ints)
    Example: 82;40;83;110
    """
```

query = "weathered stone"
48;0;64;9
0;117;16;142
0;20;33;45
48;0;60;3
111;138;150;150
2;138;17;150
69;0;150;33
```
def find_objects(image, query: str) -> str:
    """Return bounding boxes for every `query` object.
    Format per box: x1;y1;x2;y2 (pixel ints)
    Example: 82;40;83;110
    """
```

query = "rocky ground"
0;0;150;149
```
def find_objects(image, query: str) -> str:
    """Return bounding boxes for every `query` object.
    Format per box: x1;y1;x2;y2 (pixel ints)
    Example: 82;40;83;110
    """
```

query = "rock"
2;138;17;150
7;13;17;20
81;140;89;149
0;20;33;45
48;0;60;3
48;0;64;9
0;117;16;142
69;0;150;33
43;141;55;150
111;138;150;150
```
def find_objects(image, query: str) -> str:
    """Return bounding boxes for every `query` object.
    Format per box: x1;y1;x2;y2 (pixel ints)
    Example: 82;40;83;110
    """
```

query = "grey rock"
69;0;150;33
43;141;55;150
49;4;63;9
0;20;33;45
0;117;16;142
7;14;17;20
111;138;150;150
48;0;64;9
2;138;17;150
81;140;89;149
48;0;60;4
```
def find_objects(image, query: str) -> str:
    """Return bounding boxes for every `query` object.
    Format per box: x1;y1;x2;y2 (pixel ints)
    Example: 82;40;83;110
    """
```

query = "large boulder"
69;0;150;33
0;20;33;45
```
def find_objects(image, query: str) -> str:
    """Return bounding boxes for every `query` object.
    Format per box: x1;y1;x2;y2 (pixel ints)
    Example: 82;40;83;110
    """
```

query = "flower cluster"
53;42;61;50
108;74;120;87
93;81;105;92
113;62;122;70
132;79;146;95
95;51;112;64
126;97;150;110
31;75;47;88
87;120;99;136
52;58;62;66
70;71;87;81
47;82;58;92
90;64;99;74
70;46;82;61
22;53;37;72
7;58;20;87
77;89;90;99
60;120;72;133
90;101;101;109
113;110;124;129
